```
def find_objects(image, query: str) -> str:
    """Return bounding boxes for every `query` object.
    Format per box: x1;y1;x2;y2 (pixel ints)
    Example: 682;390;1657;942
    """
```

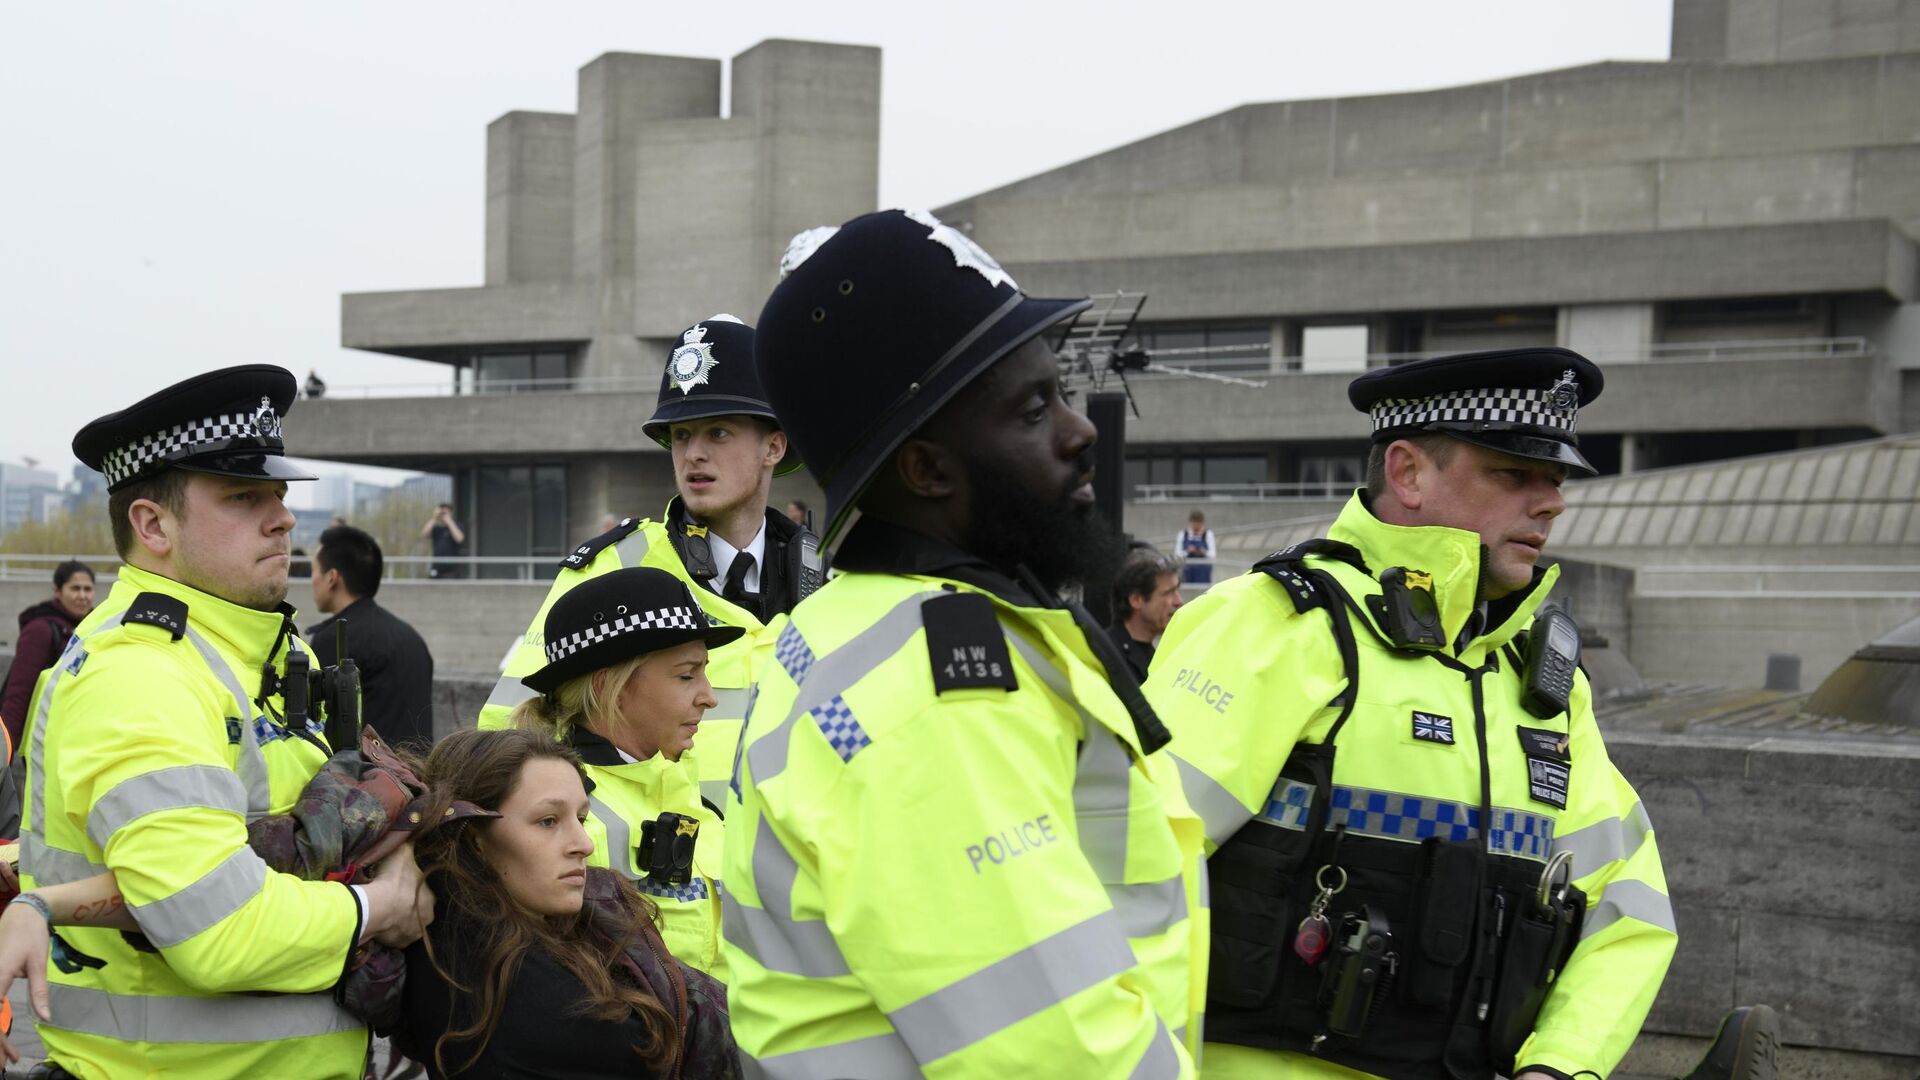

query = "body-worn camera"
1322;905;1396;1039
1370;567;1445;649
638;811;700;886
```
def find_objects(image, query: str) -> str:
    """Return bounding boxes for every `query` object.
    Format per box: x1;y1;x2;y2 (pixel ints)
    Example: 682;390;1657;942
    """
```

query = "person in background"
783;499;808;527
422;504;466;580
308;524;436;752
305;369;327;399
1;561;94;760
1105;549;1182;682
1176;509;1216;585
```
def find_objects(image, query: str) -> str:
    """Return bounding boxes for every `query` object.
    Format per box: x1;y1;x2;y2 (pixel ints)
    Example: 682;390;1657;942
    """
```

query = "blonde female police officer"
480;315;822;815
511;566;743;979
13;366;430;1079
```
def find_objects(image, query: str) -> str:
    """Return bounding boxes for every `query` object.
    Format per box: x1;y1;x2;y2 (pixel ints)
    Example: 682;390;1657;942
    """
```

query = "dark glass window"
468;463;568;579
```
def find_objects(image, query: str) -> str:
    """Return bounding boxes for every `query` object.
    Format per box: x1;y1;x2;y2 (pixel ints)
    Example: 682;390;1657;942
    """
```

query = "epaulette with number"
1251;538;1371;615
922;591;1017;695
559;517;641;570
123;592;188;641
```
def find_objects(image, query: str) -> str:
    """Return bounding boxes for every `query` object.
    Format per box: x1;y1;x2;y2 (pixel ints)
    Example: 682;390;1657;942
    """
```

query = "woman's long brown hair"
407;728;678;1077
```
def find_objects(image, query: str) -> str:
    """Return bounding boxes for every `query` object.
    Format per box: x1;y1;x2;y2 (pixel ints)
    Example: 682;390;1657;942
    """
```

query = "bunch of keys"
1293;863;1347;966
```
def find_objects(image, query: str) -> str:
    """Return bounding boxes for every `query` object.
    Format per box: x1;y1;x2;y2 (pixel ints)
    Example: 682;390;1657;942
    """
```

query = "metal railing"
1132;481;1354;502
307;374;657;400
0;554;559;584
1634;564;1920;596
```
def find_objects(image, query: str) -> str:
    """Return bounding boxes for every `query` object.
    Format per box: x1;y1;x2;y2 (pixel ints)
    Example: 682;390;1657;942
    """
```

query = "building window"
1128;321;1271;373
460;349;573;393
466;463;568;578
1299;455;1364;497
1299;324;1370;373
1126;450;1270;496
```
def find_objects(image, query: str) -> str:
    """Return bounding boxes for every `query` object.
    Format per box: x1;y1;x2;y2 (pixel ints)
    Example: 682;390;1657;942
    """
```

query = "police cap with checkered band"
641;315;803;477
754;209;1092;546
521;566;745;694
73;364;317;492
1347;346;1605;476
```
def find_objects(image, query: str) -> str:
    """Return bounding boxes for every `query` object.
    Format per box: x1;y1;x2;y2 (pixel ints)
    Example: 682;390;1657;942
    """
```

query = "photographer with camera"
420;504;465;580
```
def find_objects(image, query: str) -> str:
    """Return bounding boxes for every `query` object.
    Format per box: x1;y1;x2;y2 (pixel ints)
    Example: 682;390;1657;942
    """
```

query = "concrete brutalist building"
303;0;1920;568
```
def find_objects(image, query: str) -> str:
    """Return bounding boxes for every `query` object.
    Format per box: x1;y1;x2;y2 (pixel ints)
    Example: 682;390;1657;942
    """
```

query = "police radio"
277;620;363;750
793;528;825;602
638;811;700;886
1369;567;1445;650
1521;607;1580;719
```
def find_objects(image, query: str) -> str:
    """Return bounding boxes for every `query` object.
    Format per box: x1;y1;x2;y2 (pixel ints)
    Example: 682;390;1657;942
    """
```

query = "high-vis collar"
1325;493;1560;658
107;564;304;674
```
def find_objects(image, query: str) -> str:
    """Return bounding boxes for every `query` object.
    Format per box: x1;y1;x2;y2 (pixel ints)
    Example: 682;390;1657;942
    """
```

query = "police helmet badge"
668;325;721;395
1547;368;1580;413
779;225;841;280
251;396;283;439
904;209;1017;290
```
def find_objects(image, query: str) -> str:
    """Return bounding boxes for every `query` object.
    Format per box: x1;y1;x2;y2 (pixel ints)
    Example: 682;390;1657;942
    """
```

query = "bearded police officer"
479;315;823;818
1145;349;1683;1080
6;367;430;1079
723;209;1206;1077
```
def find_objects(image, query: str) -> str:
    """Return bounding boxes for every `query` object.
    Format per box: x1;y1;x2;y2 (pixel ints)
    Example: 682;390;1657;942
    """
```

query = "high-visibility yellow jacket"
724;560;1208;1078
566;725;728;980
1149;494;1676;1080
21;564;364;1080
478;508;768;809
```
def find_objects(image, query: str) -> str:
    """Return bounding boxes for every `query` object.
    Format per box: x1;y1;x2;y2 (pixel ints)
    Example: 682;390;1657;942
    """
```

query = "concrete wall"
1630;592;1920;686
485;111;575;286
941;53;1920;265
1610;730;1920;1061
1675;0;1920;62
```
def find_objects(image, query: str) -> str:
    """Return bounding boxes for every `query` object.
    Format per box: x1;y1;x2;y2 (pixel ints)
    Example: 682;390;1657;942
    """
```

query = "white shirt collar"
708;519;768;595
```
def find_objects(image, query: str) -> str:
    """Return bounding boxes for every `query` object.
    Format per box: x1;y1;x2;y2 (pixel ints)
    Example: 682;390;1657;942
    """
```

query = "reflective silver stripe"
184;627;270;818
1171;753;1251;848
699;778;729;808
485;676;536;711
128;847;269;948
722;815;848;977
887;909;1136;1062
1108;874;1189;940
709;686;750;720
24;613;129;886
1128;1019;1182;1080
87;764;249;849
741;1031;919;1080
43;982;361;1043
1580;877;1677;939
19;833;106;885
747;593;936;787
588;793;638;880
1552;801;1654;872
613;527;650;566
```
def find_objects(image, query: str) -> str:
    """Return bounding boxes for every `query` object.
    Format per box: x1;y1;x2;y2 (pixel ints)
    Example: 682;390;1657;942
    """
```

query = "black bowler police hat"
755;209;1092;546
1348;346;1606;476
521;567;745;694
73;365;317;492
641;315;802;477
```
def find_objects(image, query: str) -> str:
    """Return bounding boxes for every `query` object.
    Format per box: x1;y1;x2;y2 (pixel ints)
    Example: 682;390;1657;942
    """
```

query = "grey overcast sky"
0;1;1672;498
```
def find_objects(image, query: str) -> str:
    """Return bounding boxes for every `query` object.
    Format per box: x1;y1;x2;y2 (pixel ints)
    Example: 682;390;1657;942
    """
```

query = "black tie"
722;552;756;605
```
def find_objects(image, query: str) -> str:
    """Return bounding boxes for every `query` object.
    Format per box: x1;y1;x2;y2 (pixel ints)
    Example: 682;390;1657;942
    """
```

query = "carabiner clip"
1536;849;1574;909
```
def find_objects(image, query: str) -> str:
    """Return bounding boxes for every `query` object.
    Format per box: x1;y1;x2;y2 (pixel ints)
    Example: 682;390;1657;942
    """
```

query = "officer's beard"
958;448;1125;597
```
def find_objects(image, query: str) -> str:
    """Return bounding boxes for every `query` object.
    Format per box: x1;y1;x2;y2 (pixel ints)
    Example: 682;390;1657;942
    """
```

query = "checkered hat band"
544;605;703;664
1370;386;1577;435
99;411;282;487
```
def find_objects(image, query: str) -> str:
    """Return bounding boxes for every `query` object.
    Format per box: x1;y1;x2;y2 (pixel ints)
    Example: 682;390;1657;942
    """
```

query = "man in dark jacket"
307;524;435;750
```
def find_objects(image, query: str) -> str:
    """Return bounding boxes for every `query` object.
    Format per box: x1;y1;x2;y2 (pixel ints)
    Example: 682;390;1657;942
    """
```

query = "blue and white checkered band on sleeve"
544;605;702;664
1371;385;1579;435
99;409;285;487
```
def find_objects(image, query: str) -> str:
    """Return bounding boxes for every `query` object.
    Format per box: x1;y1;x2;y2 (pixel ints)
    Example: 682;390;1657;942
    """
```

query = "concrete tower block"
486;111;576;286
732;40;882;294
573;52;723;283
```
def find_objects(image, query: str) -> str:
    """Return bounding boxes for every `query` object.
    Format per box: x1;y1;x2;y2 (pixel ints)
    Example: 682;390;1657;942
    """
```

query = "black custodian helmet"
641;315;802;477
753;209;1090;545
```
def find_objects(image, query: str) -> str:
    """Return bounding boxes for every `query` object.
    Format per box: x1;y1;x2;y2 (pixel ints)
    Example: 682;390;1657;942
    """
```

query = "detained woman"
509;566;740;980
